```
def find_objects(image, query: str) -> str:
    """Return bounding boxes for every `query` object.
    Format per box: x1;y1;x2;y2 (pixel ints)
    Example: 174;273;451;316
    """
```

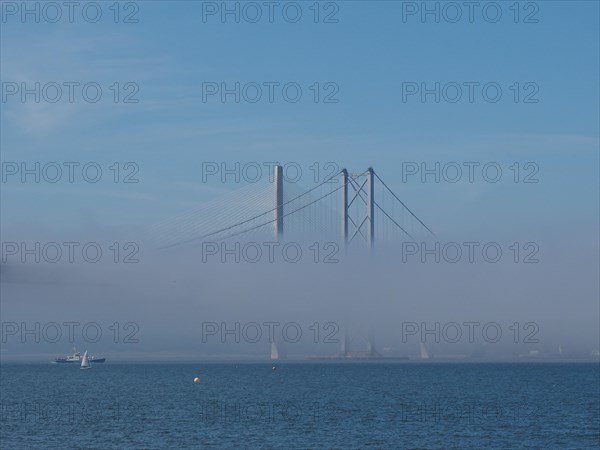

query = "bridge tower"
341;167;375;249
273;165;377;247
274;164;284;239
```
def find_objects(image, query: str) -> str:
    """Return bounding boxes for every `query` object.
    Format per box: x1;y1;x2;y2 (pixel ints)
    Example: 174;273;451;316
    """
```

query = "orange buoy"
193;377;201;383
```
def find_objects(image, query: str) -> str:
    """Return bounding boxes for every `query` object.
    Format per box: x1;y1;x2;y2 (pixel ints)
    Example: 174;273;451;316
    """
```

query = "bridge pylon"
341;167;375;249
274;164;284;239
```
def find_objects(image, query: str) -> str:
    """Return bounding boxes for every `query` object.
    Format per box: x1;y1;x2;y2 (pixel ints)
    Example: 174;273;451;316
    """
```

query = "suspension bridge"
148;166;435;249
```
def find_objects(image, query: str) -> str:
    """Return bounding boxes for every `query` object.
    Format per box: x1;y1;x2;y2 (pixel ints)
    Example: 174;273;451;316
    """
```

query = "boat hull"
55;358;106;363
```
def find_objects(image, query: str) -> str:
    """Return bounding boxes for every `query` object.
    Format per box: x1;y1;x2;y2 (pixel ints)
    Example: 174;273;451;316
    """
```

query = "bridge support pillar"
341;169;348;245
274;165;284;239
367;167;375;249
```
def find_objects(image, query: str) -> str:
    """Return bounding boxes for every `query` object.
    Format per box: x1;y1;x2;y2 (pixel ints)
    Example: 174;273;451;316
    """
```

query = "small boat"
80;350;92;370
55;348;106;364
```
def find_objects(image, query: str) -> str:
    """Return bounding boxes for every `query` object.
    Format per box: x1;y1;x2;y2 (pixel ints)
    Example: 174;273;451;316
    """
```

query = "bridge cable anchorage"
373;171;436;237
214;181;349;242
158;170;343;249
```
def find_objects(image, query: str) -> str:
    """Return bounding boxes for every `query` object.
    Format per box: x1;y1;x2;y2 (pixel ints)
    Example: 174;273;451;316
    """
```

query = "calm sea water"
1;362;598;449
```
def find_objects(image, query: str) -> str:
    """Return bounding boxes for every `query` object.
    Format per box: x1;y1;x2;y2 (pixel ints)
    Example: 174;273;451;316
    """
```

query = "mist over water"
2;227;598;361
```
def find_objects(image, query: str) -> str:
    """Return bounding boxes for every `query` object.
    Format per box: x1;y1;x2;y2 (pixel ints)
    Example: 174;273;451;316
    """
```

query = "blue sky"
1;1;598;241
